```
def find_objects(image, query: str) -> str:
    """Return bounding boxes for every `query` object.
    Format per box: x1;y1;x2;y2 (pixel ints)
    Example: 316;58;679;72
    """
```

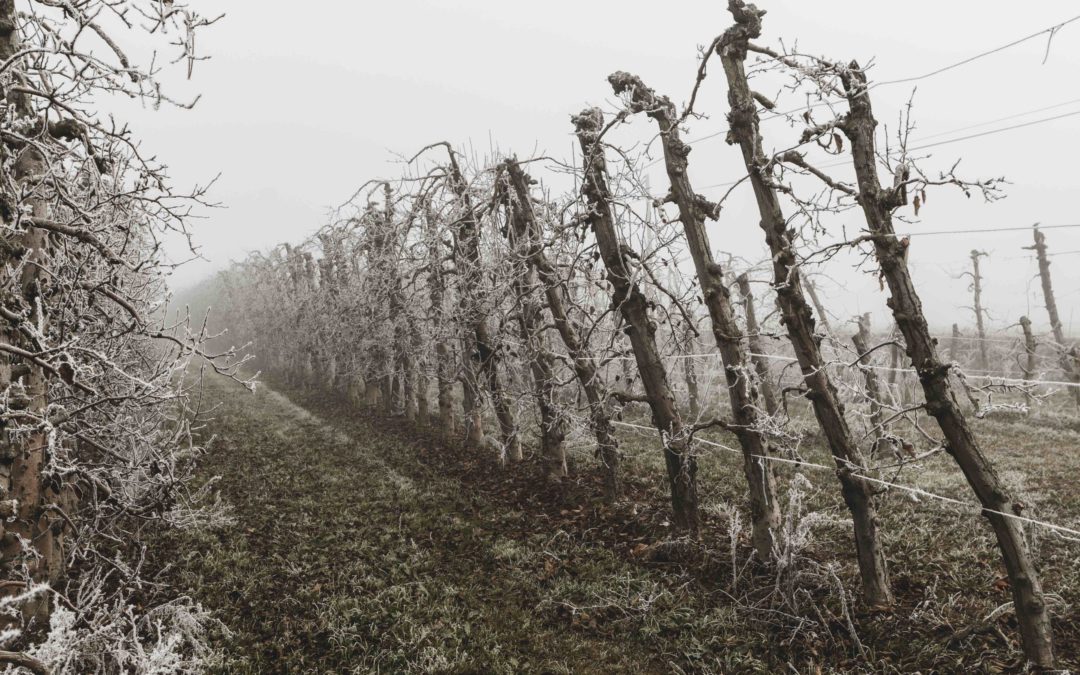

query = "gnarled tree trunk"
1027;226;1080;407
443;146;521;461
574;108;698;532
504;159;621;499
607;73;786;554
838;57;1056;669
715;16;891;602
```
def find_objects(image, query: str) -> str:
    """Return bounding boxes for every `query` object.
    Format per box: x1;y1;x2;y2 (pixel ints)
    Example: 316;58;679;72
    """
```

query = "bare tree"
714;9;892;603
0;0;240;667
499;171;567;479
607;73;786;555
573;107;699;533
504;159;622;498
831;51;1055;670
440;145;522;461
965;249;990;372
736;274;781;417
1026;225;1080;406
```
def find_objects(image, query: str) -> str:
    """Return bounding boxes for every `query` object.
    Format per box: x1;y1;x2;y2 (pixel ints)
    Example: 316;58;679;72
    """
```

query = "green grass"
149;374;1080;673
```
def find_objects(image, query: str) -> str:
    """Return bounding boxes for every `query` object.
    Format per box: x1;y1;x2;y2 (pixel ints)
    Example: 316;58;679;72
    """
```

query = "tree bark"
736;274;780;417
969;250;990;372
1027;226;1080;407
1019;315;1037;380
443;146;521;461
715;18;892;602
852;315;887;453
504;159;621;499
680;326;702;421
609;73;786;555
573;108;699;532
838;57;1056;669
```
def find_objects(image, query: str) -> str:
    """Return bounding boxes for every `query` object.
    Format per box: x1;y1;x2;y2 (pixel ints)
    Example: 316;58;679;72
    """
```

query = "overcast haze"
126;0;1080;332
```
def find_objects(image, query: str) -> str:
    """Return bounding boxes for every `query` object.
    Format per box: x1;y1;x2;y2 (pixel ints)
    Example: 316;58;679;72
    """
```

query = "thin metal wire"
610;420;1080;541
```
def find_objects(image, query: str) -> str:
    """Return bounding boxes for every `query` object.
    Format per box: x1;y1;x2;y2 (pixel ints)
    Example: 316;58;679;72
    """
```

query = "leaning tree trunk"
443;146;521;460
1026;226;1080;407
837;56;1056;669
573;108;699;532
804;276;834;338
502;189;567;479
736;274;780;417
714;23;892;603
504;159;621;499
608;74;786;554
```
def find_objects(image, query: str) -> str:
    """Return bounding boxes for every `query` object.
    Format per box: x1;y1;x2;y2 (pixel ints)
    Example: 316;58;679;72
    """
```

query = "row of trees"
207;3;1072;670
0;1;240;672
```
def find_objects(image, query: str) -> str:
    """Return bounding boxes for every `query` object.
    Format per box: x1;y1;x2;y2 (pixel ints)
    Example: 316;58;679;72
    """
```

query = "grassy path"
153;376;1080;673
153;377;680;674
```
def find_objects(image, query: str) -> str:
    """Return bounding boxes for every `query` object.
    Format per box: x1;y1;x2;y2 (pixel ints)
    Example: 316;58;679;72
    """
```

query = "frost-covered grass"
149;376;671;673
151;374;1080;673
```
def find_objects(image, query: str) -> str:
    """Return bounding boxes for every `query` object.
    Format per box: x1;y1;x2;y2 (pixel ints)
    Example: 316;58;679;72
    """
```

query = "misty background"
111;0;1080;333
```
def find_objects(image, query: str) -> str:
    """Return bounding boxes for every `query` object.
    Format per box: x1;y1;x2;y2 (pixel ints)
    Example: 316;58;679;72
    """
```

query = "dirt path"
153;377;673;674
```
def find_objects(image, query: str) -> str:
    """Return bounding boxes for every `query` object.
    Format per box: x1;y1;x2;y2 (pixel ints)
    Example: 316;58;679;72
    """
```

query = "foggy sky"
121;0;1080;334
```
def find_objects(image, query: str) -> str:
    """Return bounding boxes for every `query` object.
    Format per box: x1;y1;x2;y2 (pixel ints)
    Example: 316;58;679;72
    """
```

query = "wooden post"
852;314;887;451
0;3;62;618
969;250;990;372
1019;316;1037;380
680;325;702;421
804;276;834;337
949;323;961;363
1026;226;1080;407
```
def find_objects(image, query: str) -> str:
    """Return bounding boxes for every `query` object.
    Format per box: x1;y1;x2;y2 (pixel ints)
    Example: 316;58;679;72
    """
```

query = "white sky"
121;0;1080;334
